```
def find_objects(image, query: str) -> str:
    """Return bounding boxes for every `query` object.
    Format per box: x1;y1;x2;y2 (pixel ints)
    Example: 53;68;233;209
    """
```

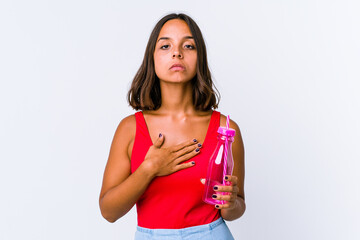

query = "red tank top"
130;111;221;229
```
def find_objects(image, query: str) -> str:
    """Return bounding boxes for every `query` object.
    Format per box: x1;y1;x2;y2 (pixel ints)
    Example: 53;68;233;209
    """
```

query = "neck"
158;82;195;116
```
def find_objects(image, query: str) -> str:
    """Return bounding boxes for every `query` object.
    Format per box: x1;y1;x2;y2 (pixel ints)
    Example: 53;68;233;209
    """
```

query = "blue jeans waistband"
136;217;224;234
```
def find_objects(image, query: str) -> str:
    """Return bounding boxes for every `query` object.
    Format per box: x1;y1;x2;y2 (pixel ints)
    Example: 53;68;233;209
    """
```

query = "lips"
170;63;185;71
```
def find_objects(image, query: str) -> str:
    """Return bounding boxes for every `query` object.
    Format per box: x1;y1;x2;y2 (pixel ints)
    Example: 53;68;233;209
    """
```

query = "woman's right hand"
142;133;201;177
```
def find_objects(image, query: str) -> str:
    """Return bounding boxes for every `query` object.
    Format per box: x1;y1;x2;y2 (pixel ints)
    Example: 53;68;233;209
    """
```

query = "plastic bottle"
203;120;235;205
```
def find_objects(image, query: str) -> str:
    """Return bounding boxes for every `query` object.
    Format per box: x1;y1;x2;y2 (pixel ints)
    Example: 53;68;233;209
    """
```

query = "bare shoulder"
219;113;241;134
113;114;136;142
109;114;137;159
219;113;244;151
117;114;136;130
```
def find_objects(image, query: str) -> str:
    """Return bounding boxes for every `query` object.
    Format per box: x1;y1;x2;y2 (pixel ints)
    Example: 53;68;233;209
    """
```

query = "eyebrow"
157;36;194;42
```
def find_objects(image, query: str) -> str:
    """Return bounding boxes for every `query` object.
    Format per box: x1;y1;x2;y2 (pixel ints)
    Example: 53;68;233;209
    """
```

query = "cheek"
154;61;171;80
189;57;197;74
153;54;164;75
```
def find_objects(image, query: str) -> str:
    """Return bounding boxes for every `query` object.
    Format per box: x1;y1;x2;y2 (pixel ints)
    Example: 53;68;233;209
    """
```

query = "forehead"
157;19;193;40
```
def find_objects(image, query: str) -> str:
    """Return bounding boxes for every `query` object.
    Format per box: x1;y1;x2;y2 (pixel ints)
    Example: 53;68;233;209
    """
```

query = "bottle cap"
217;127;236;137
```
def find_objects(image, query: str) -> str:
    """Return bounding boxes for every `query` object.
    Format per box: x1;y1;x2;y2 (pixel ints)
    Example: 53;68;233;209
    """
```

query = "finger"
173;143;200;159
224;175;238;186
153;133;165;148
213;185;239;194
171;138;198;152
173;160;196;172
200;178;205;185
212;193;236;202
174;147;201;165
215;203;231;209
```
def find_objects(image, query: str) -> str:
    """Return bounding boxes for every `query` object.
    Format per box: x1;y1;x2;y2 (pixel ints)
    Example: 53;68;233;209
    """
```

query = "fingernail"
191;161;195;165
197;143;202;147
215;205;220;208
212;194;217;199
159;133;162;137
193;139;197;142
195;148;200;152
213;186;218;190
225;176;229;180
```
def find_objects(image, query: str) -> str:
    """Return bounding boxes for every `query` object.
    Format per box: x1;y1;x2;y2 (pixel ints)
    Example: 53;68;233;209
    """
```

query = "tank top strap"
134;111;153;146
210;110;220;130
131;112;152;173
209;110;221;135
203;111;220;146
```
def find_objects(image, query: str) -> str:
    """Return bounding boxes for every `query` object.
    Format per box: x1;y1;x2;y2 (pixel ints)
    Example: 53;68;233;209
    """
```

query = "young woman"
99;13;246;240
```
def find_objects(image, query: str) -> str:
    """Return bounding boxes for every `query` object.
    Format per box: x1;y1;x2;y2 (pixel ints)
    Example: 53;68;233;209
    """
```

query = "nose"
172;48;183;59
172;53;182;58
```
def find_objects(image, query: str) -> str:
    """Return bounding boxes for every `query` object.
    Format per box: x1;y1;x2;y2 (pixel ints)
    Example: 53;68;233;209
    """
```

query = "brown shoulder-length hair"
127;13;220;111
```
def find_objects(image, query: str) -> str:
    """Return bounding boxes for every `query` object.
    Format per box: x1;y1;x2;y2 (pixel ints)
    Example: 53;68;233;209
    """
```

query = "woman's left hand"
212;175;239;210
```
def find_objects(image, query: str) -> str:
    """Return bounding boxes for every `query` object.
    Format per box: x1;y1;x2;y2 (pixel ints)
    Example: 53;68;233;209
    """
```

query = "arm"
99;115;148;222
214;117;246;221
99;115;201;223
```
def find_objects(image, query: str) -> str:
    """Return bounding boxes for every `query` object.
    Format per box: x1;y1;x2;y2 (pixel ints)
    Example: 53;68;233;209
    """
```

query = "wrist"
221;197;246;221
138;160;157;180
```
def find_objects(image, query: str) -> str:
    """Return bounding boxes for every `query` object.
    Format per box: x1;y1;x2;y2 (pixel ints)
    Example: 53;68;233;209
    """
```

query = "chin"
159;74;195;84
161;78;193;84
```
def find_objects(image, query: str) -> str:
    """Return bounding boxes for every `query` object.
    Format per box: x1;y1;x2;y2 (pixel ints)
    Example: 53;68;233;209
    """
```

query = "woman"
99;13;246;239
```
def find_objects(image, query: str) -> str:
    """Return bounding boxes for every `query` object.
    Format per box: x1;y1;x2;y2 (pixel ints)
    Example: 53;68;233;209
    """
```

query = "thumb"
153;133;165;148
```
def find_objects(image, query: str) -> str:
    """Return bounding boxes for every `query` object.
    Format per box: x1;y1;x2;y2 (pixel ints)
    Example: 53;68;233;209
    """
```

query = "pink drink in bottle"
203;115;235;205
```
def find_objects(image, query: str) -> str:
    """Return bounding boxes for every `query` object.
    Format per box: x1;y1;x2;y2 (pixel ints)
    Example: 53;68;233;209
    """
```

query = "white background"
1;0;359;239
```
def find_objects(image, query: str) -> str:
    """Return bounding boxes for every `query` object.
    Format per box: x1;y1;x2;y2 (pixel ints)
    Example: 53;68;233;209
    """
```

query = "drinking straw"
226;115;230;129
223;115;230;186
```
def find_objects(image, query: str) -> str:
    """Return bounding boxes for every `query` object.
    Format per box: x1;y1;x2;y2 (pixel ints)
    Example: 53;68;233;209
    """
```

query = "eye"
160;44;170;49
184;44;195;50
